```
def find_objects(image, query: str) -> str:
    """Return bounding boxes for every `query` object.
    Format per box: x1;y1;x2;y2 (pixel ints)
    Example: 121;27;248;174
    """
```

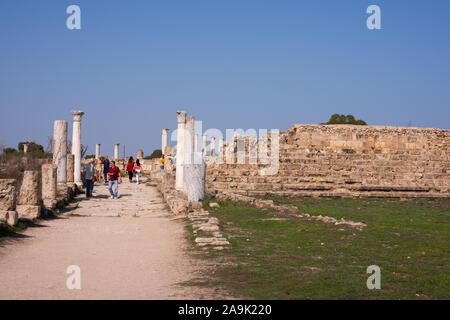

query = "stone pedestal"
0;179;16;211
175;111;186;191
16;205;41;221
71;110;84;187
53;120;68;184
42;164;57;209
184;161;206;202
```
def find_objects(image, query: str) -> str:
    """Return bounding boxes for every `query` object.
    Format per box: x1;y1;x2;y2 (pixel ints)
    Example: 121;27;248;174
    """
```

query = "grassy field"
190;196;450;299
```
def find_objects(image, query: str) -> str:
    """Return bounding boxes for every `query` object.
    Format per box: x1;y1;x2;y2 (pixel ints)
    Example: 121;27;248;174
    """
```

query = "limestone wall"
206;124;450;198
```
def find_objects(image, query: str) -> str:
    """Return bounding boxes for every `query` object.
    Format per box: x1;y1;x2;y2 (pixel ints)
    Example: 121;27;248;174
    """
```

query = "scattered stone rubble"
215;191;367;230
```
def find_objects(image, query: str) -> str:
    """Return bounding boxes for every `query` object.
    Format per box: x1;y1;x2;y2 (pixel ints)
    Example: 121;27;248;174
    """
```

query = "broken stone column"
0;179;18;226
162;128;169;155
114;143;120;160
16;170;41;220
137;149;144;159
67;154;74;184
53;120;68;184
0;179;17;211
71;110;84;187
95;144;101;159
42;164;57;209
184;161;206;202
176;111;186;191
23;144;29;154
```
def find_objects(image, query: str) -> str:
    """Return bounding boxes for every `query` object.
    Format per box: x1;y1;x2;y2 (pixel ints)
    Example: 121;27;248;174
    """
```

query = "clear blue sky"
1;0;449;156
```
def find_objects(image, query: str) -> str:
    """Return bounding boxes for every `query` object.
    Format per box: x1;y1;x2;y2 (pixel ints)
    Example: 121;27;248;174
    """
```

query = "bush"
144;149;162;160
321;114;367;125
85;154;95;159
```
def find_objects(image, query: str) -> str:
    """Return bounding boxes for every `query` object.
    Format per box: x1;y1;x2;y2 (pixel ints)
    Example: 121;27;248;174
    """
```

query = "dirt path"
0;178;225;300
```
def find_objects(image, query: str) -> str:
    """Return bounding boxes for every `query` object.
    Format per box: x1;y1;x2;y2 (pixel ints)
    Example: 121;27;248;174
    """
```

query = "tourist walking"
134;159;143;184
95;157;103;182
126;156;135;183
107;160;122;199
159;154;164;170
85;159;96;198
103;156;110;184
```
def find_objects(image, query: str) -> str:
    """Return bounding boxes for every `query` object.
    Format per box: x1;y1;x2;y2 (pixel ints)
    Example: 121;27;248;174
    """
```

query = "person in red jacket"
126;156;134;182
107;161;122;199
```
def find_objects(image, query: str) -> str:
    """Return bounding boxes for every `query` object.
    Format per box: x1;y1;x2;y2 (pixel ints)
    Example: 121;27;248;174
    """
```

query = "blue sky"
1;0;449;156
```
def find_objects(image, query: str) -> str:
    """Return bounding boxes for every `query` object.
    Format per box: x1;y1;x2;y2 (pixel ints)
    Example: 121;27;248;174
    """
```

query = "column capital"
176;111;187;124
114;143;120;146
71;110;85;122
162;128;170;133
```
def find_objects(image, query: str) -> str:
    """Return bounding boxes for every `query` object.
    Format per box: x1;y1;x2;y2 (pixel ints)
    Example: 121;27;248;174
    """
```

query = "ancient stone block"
16;205;41;220
42;163;57;209
17;170;40;206
0;210;18;226
0;179;16;211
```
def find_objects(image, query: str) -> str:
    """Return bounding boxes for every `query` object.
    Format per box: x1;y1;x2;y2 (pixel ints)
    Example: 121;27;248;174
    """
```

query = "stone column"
202;134;207;153
210;136;216;157
114;144;120;160
71;110;84;187
16;170;41;220
67;154;74;184
137;149;144;159
194;134;199;153
184;161;206;202
41;164;57;209
185;116;195;164
162;128;169;155
95;144;101;159
218;137;224;163
175;111;186;190
53;120;68;184
23;144;29;154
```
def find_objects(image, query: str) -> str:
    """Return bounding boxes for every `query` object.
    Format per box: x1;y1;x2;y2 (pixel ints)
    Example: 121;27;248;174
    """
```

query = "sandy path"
0;178;224;299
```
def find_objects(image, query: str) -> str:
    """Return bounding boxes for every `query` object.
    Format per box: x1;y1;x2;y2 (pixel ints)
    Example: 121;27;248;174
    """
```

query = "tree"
321;114;367;125
144;149;162;160
18;141;44;153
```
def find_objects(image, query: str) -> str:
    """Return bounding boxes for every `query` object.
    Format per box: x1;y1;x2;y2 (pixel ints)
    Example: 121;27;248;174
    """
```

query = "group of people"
84;155;144;200
126;157;143;184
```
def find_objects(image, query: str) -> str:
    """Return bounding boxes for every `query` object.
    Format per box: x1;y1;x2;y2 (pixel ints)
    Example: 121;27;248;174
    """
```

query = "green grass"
192;197;450;299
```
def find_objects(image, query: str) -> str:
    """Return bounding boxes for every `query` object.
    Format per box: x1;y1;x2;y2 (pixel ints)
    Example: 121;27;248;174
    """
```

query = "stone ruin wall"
206;124;450;198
